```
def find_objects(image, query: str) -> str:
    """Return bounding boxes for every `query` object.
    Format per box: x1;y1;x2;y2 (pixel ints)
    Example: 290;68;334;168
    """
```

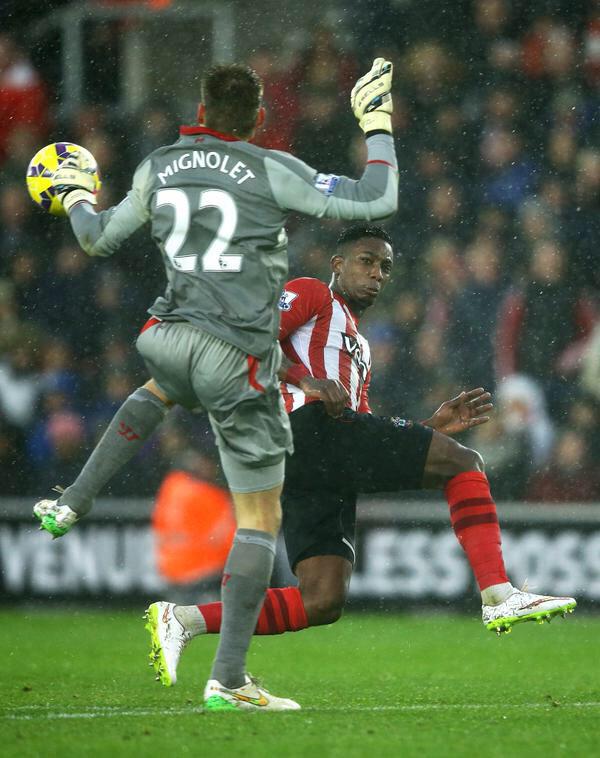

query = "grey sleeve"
68;160;153;257
264;134;398;221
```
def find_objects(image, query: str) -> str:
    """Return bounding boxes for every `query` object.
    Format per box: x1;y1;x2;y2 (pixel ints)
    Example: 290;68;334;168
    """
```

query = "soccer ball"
26;142;101;216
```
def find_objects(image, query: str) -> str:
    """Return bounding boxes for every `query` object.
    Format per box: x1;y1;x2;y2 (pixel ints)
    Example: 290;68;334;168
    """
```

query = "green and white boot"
204;675;301;712
33;487;79;538
483;589;576;635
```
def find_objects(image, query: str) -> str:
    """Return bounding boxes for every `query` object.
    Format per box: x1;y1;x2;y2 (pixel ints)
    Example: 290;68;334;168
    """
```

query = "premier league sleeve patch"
313;173;340;196
278;290;299;311
390;417;414;429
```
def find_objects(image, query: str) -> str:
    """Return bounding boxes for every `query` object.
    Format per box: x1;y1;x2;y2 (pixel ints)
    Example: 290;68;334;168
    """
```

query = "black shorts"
282;403;433;571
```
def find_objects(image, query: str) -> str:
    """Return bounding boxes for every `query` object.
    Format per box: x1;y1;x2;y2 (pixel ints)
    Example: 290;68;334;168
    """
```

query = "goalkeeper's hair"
201;64;263;138
336;225;393;254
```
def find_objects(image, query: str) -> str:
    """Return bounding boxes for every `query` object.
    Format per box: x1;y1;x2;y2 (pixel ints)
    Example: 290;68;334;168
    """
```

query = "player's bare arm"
278;355;348;418
421;388;493;437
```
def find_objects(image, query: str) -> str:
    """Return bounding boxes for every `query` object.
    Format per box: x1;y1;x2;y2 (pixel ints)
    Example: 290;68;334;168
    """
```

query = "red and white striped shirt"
278;277;372;414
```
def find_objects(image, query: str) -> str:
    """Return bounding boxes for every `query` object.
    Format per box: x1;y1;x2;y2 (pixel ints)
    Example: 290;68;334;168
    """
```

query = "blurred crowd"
0;0;599;502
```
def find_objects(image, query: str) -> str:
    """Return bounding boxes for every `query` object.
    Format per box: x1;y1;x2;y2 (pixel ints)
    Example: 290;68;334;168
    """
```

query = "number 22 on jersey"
156;187;242;272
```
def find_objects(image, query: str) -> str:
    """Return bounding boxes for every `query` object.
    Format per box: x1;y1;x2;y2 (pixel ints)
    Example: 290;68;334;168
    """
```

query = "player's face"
334;237;393;311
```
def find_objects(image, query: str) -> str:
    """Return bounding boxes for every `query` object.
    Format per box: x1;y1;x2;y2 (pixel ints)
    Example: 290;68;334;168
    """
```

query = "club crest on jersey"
313;173;340;196
278;290;299;311
342;333;369;381
390;417;413;429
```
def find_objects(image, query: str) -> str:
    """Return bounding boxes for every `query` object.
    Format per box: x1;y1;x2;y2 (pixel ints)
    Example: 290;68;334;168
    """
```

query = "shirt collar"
330;287;360;323
179;125;241;142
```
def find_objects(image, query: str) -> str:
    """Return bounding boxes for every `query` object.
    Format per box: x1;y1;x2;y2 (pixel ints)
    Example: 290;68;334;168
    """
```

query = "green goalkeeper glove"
52;152;100;214
351;57;393;134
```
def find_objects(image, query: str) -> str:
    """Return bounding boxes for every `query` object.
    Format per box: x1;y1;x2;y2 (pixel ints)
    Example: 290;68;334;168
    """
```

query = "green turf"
0;609;598;757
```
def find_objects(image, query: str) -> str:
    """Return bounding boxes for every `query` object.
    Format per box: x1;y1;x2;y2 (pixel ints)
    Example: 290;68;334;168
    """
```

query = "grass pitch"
1;608;598;757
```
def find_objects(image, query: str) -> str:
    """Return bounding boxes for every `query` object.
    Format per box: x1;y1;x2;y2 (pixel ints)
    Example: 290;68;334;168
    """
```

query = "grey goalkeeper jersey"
70;126;398;359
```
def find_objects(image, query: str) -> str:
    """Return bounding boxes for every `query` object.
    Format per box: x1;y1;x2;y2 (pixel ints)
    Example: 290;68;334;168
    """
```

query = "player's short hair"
201;64;263;138
336;225;393;255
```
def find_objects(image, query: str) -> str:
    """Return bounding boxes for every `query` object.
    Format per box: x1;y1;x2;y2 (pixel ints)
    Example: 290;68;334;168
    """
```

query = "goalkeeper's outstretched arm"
54;159;152;258
265;58;398;221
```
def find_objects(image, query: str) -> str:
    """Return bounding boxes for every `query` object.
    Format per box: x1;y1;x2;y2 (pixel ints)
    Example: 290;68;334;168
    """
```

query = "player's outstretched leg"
444;470;577;634
145;588;308;687
33;385;170;538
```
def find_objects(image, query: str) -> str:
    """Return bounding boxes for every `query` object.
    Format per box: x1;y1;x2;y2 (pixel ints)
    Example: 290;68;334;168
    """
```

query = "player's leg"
421;431;512;597
169;554;350;639
203;484;301;710
422;430;576;632
140;324;299;709
147;551;351;688
146;404;356;690
295;555;353;625
33;376;172;537
208;483;282;689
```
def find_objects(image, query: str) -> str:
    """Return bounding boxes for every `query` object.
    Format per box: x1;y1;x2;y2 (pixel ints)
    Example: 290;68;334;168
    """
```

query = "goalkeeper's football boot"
144;601;191;687
33;487;79;538
483;589;576;635
203;674;301;712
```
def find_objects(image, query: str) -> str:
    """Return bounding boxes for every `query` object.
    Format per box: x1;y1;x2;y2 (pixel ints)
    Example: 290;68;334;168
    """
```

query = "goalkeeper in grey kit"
34;59;397;711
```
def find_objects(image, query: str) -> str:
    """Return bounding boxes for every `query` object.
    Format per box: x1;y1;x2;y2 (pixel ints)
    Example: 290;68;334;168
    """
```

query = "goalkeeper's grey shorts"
136;318;292;493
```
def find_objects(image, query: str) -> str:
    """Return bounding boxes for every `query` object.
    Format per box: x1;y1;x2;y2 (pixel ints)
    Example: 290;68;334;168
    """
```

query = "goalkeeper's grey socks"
210;529;276;689
58;387;169;515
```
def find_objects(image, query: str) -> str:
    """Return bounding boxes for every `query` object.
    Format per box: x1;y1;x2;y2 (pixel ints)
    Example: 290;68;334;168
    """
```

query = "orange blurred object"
152;470;236;584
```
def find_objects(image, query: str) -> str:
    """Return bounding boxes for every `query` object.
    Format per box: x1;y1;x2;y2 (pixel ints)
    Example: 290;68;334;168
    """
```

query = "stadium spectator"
34;409;88;495
583;3;600;88
470;0;518;75
496;240;597;414
0;183;38;259
419;236;465;332
132;100;177;162
424;180;469;242
495;374;555;467
288;25;358;103
0;32;48;164
9;247;43;324
479;127;539;211
39;339;80;405
0;417;26;494
247;48;298;153
447;236;504;391
292;88;355;171
0;341;42;430
467;415;531;501
0;124;40;185
152;450;236;601
581;324;600;404
566;148;600;289
566;394;600;462
526;428;600;502
364;290;425;417
546;125;578;181
42;243;101;357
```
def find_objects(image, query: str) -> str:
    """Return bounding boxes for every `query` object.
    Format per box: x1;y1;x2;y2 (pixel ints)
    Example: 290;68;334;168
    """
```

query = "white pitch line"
3;702;600;720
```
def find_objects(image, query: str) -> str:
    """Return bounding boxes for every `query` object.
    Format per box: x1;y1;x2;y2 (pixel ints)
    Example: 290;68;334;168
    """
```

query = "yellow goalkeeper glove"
52;152;100;214
351;57;393;134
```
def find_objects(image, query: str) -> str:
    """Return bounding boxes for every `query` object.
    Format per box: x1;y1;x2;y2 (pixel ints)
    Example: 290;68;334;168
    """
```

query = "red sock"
445;471;508;591
198;586;308;635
